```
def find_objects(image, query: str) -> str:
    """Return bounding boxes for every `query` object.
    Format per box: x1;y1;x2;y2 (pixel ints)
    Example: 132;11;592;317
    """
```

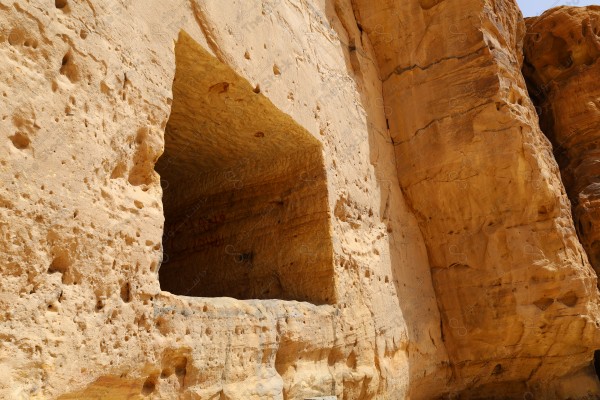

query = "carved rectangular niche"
155;31;334;304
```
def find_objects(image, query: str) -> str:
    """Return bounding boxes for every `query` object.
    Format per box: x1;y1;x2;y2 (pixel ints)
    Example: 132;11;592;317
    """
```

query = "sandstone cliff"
1;0;600;399
349;1;600;397
524;6;600;279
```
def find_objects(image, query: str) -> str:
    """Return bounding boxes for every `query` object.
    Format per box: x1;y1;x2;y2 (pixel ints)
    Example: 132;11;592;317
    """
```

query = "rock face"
350;0;600;397
523;6;600;275
1;0;600;399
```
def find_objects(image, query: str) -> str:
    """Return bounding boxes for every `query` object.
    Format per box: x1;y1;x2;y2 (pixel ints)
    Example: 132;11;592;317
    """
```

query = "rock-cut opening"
155;31;335;304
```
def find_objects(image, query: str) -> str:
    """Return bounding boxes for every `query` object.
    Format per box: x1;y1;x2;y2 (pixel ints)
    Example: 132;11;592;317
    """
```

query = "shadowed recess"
155;31;335;304
595;350;600;381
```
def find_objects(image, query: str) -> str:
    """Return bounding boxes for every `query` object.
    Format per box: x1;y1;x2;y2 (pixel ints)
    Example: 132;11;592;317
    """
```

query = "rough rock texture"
349;0;600;397
0;0;428;398
523;6;600;276
1;0;600;399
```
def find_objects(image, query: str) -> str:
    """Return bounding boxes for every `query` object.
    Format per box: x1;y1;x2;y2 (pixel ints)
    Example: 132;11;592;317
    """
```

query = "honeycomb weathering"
523;6;600;279
2;1;600;399
157;32;334;303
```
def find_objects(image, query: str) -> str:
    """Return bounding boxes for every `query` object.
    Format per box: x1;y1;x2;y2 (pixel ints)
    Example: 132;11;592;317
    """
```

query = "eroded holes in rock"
9;132;30;149
59;51;79;82
141;375;157;395
7;29;24;46
48;250;73;284
155;31;334;304
120;282;131;303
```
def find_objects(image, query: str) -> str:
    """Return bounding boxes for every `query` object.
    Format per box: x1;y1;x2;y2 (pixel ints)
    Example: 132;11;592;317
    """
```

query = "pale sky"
516;0;598;17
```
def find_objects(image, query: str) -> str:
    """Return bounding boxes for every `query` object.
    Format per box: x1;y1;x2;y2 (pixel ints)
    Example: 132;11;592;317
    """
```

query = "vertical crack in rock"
189;0;229;64
333;1;452;397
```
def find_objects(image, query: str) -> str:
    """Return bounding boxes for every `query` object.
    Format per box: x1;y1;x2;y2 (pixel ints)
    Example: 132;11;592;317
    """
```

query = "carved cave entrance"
155;32;334;304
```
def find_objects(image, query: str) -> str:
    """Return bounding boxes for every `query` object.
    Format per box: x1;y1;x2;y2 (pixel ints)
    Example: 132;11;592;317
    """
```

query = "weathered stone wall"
1;0;600;399
0;0;431;398
350;0;600;397
524;6;600;275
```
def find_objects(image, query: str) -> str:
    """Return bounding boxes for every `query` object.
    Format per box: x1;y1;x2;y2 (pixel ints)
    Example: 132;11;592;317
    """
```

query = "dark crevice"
383;45;488;81
594;350;600;381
